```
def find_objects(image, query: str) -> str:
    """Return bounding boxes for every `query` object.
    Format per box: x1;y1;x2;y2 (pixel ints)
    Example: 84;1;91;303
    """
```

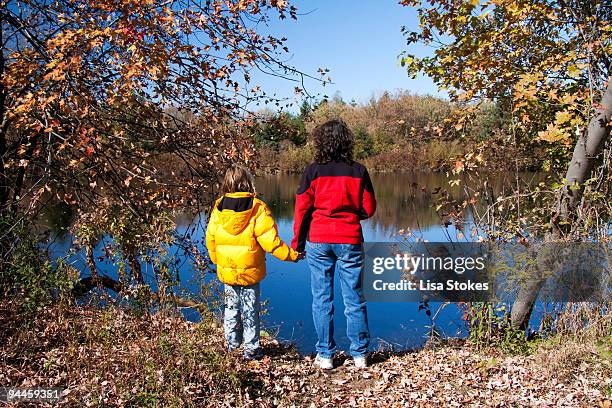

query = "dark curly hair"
312;119;354;164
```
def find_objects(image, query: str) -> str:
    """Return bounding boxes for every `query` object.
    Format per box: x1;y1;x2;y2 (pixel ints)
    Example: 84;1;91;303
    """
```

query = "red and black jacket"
291;160;376;252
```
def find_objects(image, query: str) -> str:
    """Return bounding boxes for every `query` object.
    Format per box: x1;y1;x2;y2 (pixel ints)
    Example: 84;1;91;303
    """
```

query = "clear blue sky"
248;0;442;111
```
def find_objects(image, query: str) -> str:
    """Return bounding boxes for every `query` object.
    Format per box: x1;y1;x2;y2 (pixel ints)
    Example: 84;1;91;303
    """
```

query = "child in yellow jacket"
206;165;302;360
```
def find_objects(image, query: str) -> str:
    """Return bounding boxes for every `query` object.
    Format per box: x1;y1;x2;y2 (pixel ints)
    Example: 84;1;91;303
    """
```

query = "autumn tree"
0;0;320;294
401;0;611;327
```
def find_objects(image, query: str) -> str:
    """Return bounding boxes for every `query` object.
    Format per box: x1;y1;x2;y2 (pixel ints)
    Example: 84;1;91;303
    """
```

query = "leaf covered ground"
1;300;610;407
250;339;611;407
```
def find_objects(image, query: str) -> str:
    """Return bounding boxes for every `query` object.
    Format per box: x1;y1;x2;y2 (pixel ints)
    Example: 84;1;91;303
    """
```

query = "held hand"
294;251;306;262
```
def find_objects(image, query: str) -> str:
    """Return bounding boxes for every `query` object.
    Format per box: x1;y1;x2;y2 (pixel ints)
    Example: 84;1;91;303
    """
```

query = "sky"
247;0;443;111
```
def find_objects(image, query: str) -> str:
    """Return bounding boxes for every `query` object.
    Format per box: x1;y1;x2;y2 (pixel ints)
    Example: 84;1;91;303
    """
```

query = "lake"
48;171;539;354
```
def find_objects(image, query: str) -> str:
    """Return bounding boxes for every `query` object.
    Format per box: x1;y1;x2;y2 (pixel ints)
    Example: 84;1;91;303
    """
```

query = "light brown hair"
221;164;256;194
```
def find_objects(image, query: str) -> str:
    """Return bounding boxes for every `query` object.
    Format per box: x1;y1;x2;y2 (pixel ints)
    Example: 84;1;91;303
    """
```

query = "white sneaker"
353;355;368;368
314;354;334;370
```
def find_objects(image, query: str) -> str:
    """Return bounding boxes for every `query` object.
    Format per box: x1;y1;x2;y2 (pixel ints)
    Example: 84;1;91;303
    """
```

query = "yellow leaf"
567;64;582;78
537;123;569;143
554;110;573;125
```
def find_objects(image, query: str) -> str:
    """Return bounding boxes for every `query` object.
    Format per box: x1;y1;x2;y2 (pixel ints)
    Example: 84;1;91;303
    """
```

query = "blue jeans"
306;241;370;358
224;283;260;355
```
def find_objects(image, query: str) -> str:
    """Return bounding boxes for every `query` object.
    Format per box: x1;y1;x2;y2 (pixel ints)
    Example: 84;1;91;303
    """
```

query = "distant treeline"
252;91;546;173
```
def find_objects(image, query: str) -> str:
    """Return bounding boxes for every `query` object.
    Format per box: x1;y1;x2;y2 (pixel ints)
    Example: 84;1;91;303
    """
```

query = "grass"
0;299;244;407
530;333;612;401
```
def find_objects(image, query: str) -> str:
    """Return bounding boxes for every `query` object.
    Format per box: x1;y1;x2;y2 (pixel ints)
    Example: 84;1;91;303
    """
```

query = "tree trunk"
127;249;144;284
0;16;9;212
85;244;98;279
510;78;612;329
559;79;612;218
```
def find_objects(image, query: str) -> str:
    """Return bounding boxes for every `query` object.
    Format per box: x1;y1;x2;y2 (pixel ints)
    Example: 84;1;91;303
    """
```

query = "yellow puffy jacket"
205;192;299;286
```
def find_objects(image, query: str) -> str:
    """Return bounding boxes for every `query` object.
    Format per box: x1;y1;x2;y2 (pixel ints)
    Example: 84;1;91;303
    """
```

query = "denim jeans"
306;241;370;358
224;283;260;355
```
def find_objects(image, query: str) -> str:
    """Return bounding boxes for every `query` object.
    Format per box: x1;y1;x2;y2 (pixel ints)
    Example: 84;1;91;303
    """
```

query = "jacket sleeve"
205;205;218;264
291;165;315;252
360;167;376;219
254;203;299;262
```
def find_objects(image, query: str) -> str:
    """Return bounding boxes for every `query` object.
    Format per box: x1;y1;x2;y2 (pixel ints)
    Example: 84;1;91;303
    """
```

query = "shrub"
462;303;530;355
252;112;307;149
277;142;313;171
423;139;467;165
354;127;376;159
0;215;77;314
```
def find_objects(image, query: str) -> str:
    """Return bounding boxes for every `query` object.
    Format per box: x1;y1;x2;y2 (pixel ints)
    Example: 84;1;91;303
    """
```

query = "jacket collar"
223;191;255;198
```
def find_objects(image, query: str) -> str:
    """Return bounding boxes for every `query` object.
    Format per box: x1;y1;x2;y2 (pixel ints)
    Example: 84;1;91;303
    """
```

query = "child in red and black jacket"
291;157;376;251
291;119;376;370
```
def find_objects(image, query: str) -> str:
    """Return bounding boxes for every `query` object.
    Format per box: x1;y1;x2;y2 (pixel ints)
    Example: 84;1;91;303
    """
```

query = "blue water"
47;172;530;354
